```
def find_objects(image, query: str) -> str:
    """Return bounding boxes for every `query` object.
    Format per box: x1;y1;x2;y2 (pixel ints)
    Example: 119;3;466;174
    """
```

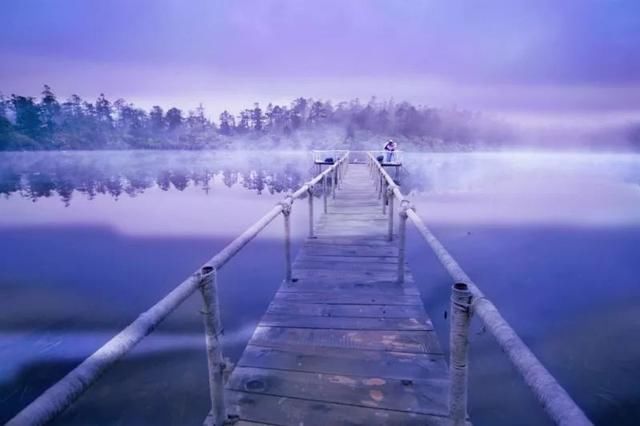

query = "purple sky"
1;0;639;121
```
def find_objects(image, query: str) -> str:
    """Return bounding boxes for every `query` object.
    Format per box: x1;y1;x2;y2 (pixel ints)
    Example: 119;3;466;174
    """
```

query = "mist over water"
404;151;640;226
401;151;640;425
0;150;639;425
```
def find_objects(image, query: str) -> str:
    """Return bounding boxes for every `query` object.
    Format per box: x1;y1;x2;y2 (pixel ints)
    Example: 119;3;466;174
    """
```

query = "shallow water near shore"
1;150;639;425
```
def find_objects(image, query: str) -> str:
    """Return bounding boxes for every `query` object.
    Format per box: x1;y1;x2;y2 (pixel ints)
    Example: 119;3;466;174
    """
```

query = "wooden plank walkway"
224;164;451;425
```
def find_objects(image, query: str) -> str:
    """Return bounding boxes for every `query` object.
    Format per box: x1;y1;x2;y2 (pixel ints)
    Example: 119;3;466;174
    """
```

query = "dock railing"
366;152;592;426
369;149;403;165
7;153;350;426
311;149;349;164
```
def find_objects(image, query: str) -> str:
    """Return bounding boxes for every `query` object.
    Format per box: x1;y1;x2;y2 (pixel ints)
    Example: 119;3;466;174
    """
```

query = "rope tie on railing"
469;295;488;315
453;291;473;314
385;186;395;197
399;198;414;215
278;196;293;216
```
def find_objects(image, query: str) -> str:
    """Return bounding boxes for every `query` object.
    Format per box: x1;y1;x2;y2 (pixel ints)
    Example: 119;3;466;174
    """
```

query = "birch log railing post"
366;152;592;426
387;186;395;241
199;266;227;426
397;200;409;284
449;282;472;426
281;196;293;283
323;174;328;214
307;185;315;238
332;167;337;199
382;182;387;215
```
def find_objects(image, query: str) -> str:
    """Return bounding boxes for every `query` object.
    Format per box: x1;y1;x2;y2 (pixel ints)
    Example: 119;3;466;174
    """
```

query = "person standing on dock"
383;139;397;163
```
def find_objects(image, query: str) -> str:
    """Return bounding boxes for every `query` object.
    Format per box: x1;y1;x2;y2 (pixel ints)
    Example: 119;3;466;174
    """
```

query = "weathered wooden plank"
330;199;381;205
296;254;398;264
259;313;432;331
327;197;377;202
317;224;384;229
226;391;454;426
314;228;386;236
313;234;387;239
237;344;448;381
323;212;386;218
288;273;416;287
251;326;443;354
313;234;387;240
318;216;387;223
266;301;427;318
228;366;449;416
304;238;394;247
291;267;411;279
302;242;394;251
273;291;423;305
303;245;394;253
205;417;270;426
279;280;420;295
302;246;399;257
322;207;381;213
293;260;400;272
325;199;380;204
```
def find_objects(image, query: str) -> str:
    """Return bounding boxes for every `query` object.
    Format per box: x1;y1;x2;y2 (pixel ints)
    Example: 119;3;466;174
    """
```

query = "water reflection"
0;151;313;205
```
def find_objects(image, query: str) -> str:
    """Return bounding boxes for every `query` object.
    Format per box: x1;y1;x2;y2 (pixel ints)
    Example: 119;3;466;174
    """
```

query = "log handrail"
7;153;350;426
366;152;592;426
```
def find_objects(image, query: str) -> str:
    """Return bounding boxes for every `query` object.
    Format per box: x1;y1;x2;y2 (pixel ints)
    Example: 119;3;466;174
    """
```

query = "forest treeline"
0;85;514;151
2;85;640;151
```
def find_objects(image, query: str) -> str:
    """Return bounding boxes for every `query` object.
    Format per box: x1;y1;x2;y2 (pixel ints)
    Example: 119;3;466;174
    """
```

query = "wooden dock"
224;164;451;425
10;153;589;426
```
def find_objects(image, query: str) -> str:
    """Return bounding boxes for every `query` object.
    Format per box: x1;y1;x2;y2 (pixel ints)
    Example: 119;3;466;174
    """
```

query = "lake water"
1;150;639;425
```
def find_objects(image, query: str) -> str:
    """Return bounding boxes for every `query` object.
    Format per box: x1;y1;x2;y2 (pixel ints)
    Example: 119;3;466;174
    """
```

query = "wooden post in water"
322;175;328;214
199;266;226;426
374;164;379;191
282;198;293;282
307;186;314;238
332;167;338;199
382;182;387;215
449;282;472;426
397;201;409;283
387;188;394;241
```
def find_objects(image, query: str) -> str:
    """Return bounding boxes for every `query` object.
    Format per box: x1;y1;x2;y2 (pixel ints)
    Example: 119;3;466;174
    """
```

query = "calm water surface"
0;150;639;425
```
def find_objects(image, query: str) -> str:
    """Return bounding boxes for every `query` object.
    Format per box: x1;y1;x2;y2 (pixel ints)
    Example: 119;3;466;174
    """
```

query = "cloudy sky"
1;0;639;122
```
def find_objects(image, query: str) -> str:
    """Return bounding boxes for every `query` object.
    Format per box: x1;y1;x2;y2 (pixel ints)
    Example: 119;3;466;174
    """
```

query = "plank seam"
226;389;451;420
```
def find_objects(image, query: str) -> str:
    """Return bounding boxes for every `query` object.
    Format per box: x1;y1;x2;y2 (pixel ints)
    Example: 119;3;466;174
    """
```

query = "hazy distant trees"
218;111;234;135
165;108;183;131
0;85;517;151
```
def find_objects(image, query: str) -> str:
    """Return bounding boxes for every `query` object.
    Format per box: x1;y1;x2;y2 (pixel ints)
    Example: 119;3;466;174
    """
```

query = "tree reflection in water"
0;151;444;206
0;151;316;205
